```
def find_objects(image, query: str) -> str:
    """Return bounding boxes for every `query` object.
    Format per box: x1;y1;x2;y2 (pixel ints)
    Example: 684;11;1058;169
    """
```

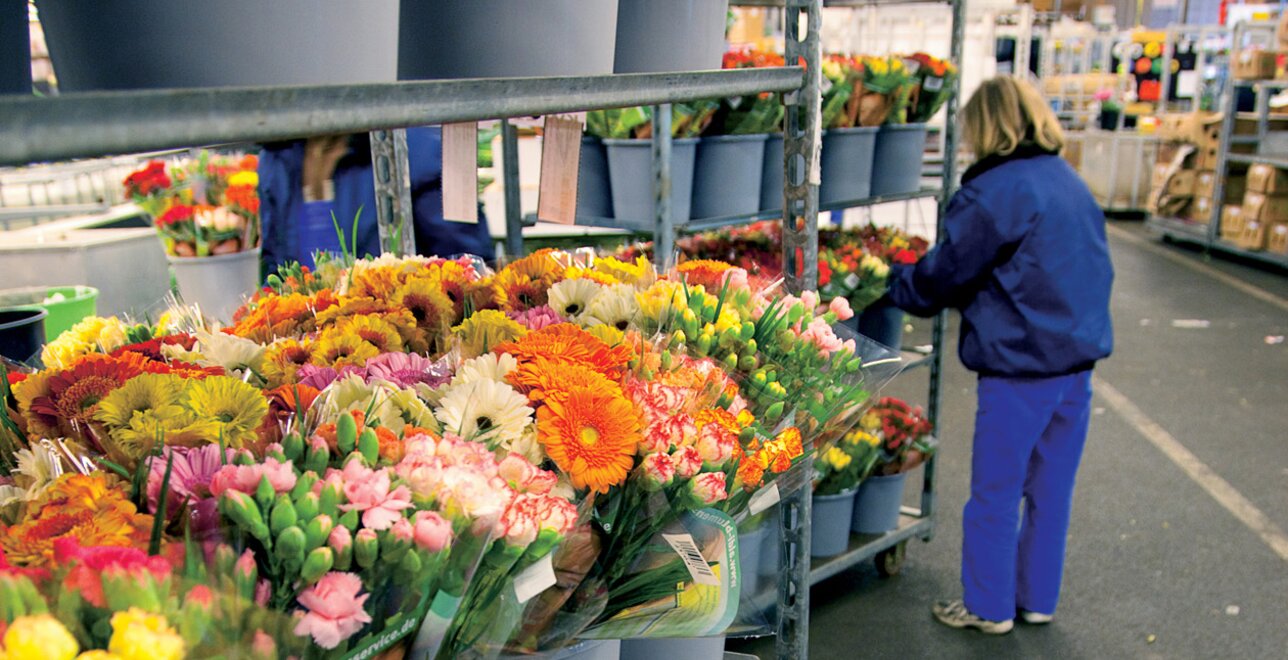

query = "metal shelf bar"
0;68;804;166
808;516;935;584
733;0;950;6
1227;153;1288;169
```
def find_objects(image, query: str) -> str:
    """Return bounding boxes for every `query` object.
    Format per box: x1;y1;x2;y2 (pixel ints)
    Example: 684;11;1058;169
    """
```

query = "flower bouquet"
821;55;863;130
907;53;958;123
585;104;718;140
122;153;261;258
859;55;915;127
865;396;935;477
715;48;787;136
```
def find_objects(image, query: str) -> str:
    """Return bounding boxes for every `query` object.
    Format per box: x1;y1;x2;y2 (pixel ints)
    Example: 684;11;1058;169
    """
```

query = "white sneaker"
1019;609;1053;624
932;600;1014;634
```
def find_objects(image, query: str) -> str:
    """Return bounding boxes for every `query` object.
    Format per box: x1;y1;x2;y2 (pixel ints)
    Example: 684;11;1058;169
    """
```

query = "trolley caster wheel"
875;541;907;577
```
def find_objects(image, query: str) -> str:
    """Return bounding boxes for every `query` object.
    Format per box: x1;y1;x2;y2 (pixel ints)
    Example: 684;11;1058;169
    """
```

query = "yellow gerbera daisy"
492;249;564;313
595;255;655;287
261;338;314;388
312;330;380;369
453;310;529;359
334;314;405;354
185;376;268;448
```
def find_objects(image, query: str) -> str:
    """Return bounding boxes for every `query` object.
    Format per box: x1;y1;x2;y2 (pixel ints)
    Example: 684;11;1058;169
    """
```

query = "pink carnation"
532;494;578;535
412;511;453;553
639;452;676;488
689;472;728;504
209;457;298;498
498;453;558;495
671;445;703;478
509;305;564;331
799;317;845;356
336;462;414;531
829;296;854;321
293;572;373;650
695;423;737;466
497;495;540;548
641;413;696;454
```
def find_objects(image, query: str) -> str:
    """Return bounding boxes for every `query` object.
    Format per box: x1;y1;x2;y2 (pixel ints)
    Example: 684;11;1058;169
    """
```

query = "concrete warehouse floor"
728;221;1288;659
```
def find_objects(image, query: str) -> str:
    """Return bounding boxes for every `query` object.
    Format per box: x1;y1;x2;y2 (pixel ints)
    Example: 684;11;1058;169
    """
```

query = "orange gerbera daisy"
536;385;642;493
676;259;735;290
262;338;314;388
495;323;633;379
347;264;407;299
508;357;621;403
492;249;564;313
392;277;455;338
466;277;501;312
257;383;322;448
18;353;165;439
0;472;151;568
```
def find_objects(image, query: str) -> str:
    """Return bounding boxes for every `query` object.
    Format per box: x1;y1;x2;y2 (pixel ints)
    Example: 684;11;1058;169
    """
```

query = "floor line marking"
1092;375;1288;562
1106;224;1288;314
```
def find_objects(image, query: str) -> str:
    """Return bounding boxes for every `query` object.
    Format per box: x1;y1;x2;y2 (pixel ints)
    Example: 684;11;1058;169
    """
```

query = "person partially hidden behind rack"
885;76;1114;634
257;128;495;275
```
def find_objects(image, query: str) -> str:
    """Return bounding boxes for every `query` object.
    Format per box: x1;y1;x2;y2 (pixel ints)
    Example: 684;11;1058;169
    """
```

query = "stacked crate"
1237;164;1288;254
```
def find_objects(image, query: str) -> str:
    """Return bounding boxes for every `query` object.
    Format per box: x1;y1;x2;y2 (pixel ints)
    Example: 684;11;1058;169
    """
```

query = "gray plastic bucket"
169;248;262;324
35;0;397;91
852;472;909;534
399;0;618;79
870;123;929;197
0;308;47;364
578;136;614;220
614;0;729;73
738;523;769;600
811;488;858;557
820;127;879;205
604;138;697;229
760;134;784;212
620;636;725;660
692;134;768;219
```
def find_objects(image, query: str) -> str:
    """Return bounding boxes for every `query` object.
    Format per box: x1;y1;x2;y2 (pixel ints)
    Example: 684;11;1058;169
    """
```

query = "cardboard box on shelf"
1152;165;1197;196
1195;170;1247;202
1156;142;1186;166
1196;142;1255;170
1239;219;1270;250
1242;191;1288;223
1190;195;1215;223
1221;205;1246;238
1246;163;1288;193
1156;112;1217;144
1267;223;1288;254
1231;49;1278;80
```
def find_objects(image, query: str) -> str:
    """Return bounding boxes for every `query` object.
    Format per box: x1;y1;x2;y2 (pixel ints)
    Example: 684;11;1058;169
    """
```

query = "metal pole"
502;120;524;260
1208;23;1242;246
778;2;821;659
925;0;967;523
369;128;416;257
651;104;674;270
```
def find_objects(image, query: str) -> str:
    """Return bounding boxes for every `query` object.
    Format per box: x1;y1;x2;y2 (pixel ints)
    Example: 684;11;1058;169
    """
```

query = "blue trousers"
963;370;1093;621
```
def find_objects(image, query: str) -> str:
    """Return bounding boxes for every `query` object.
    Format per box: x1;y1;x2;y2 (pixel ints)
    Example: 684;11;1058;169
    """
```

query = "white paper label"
512;552;557;604
924;76;944;92
748;482;781;516
662;532;719;586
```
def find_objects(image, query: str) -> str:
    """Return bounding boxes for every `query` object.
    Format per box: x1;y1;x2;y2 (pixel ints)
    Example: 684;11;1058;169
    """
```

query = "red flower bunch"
122;160;171;198
910;52;952;78
109;333;199;362
225;183;260;216
723;47;786;70
156;204;195;228
870;396;933;453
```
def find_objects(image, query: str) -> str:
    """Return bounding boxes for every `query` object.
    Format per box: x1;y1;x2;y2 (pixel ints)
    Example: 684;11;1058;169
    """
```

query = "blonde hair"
962;76;1064;160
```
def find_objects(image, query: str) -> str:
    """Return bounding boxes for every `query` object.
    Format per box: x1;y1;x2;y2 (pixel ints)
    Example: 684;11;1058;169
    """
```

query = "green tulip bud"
269;495;298;536
275;526;307;571
764;401;785;424
660;350;673;371
223;491;270;541
266;273;284;290
305;515;335;551
300;547;334;584
358;428;379;465
282;431;305;462
672;330;687;346
738;354;758;372
291;471;318;501
303;441;329;475
354;530;379;569
721;351;738;372
318;483;341;520
336;411;358;455
740;321;756;341
295;492;320;521
695;333;712;357
397;548;422;578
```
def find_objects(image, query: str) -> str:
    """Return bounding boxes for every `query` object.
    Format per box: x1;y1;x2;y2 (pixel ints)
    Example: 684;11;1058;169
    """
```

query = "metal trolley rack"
1147;20;1288;269
0;0;963;656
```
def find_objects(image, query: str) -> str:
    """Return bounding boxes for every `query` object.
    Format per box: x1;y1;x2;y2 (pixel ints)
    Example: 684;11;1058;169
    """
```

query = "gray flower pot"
738;523;770;600
604;138;697;229
819;127;879;205
620;636;725;660
760;134;784;212
399;0;618;79
853;472;909;534
692;134;768;219
614;0;729;73
870;123;929;197
169;248;261;324
578;136;614;220
35;0;397;91
811;488;858;557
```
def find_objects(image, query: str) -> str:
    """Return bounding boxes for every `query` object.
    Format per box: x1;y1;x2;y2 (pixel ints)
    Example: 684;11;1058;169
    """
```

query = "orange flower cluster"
0;473;152;568
737;426;805;490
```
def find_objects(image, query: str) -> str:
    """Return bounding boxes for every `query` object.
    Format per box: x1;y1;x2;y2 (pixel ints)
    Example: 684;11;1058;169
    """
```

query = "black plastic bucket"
0;308;49;363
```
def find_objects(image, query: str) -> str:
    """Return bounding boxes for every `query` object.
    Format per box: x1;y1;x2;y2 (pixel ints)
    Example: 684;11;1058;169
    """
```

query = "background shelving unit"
0;1;964;656
1147;20;1288;269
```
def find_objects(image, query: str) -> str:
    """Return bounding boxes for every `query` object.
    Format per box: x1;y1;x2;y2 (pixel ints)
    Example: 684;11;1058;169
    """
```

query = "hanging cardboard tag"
536;115;583;225
442;122;479;224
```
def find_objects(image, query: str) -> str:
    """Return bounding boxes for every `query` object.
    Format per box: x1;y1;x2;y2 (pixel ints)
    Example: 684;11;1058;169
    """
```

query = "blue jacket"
887;146;1114;377
257;127;495;274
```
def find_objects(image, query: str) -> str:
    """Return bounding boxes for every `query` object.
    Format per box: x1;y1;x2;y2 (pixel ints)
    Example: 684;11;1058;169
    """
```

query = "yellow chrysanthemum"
311;330;380;369
334;314;405;354
40;316;129;368
108;608;185;660
453;310;529;359
824;446;852;470
595;255;654;287
94;373;189;430
2;614;80;660
185;376;268;448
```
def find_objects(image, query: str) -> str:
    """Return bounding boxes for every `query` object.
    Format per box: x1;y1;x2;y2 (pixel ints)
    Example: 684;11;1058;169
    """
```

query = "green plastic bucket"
0;286;99;341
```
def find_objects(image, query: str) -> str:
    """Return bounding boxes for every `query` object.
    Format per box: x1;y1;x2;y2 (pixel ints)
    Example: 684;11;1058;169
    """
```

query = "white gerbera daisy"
584;284;641;332
450;352;519;389
193;329;266;378
435;379;534;447
547;278;604;322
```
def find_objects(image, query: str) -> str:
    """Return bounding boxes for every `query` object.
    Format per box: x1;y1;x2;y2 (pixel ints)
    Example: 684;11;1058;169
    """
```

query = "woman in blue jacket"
257;128;495;275
887;77;1114;634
